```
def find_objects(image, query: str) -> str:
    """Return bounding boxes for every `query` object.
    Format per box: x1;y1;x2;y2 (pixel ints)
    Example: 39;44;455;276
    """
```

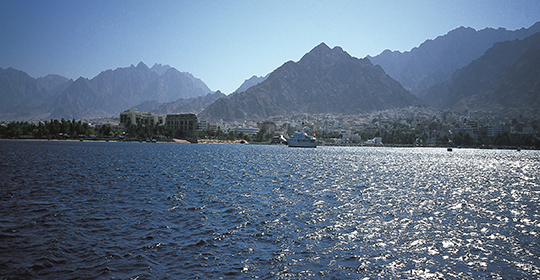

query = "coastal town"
1;106;539;149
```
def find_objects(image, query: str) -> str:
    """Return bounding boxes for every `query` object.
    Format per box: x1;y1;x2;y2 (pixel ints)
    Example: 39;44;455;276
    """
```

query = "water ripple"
1;141;539;279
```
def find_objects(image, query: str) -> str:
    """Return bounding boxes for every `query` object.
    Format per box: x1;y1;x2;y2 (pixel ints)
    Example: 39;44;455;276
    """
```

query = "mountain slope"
47;62;211;119
36;74;72;95
151;91;226;115
200;43;420;121
421;32;540;116
368;22;540;95
232;74;269;95
0;68;52;120
143;68;211;101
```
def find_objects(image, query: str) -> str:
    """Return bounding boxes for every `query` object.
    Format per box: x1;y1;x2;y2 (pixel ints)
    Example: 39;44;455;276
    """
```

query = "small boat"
288;131;317;148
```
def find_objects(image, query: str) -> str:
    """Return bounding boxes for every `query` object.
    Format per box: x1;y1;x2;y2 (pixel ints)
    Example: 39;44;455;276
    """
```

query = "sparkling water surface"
1;141;539;279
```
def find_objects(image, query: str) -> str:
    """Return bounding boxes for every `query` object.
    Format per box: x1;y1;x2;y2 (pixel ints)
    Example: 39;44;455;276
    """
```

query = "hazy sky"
1;0;539;94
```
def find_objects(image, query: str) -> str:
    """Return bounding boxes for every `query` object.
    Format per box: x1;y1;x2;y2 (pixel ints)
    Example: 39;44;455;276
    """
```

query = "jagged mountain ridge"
51;62;214;118
36;74;73;94
151;63;212;94
0;68;69;120
150;63;172;76
0;62;213;120
3;22;540;122
200;43;421;121
48;62;161;119
421;32;540;116
368;22;540;95
231;74;269;95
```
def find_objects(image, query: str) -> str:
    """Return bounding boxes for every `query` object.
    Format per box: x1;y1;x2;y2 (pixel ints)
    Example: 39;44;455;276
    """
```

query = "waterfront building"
208;123;218;132
234;127;259;137
196;120;208;131
120;109;163;126
257;120;276;134
165;114;198;135
487;125;503;137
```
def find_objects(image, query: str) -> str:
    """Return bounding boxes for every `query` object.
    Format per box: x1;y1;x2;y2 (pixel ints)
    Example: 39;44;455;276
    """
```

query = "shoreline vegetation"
1;119;538;150
0;138;535;151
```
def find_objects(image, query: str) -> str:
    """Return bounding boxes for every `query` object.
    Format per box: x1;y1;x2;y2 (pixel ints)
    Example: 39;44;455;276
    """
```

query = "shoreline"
1;138;536;150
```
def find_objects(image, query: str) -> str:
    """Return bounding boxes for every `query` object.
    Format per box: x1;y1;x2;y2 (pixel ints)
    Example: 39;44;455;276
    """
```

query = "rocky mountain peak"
200;43;419;121
301;42;349;61
150;63;173;76
136;61;149;70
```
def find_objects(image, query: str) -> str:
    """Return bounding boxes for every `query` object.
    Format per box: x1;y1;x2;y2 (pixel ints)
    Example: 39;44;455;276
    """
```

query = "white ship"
287;131;317;148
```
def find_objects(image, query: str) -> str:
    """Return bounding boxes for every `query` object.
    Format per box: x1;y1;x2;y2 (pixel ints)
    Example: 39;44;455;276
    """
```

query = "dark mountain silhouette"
200;43;420;121
421;32;540;116
368;22;540;95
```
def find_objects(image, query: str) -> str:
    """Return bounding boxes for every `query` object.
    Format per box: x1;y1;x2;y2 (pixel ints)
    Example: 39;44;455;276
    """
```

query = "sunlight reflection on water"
0;141;539;279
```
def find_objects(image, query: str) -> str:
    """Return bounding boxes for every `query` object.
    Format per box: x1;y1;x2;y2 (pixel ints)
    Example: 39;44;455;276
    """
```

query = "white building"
339;130;361;144
196;120;208;131
234;127;259;137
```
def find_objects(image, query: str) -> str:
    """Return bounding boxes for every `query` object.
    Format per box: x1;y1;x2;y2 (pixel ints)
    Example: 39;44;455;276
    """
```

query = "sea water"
1;140;539;279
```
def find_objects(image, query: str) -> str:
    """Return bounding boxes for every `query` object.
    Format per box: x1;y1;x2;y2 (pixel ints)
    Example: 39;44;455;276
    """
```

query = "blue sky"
1;0;539;94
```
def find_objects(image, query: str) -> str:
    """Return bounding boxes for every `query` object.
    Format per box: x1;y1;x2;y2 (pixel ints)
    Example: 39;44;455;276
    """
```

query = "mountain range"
368;22;540;96
231;74;269;95
0;62;213;120
199;43;420;121
2;22;540;121
421;32;540;116
131;91;227;115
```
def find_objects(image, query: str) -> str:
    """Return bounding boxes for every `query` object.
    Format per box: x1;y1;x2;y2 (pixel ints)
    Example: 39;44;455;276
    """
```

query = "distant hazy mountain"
0;62;212;120
47;62;211;119
143;67;212;102
151;63;212;94
150;91;227;115
422;32;540;116
368;22;540;95
150;63;172;76
200;43;420;121
36;74;72;94
128;100;163;112
0;68;57;120
232;74;269;95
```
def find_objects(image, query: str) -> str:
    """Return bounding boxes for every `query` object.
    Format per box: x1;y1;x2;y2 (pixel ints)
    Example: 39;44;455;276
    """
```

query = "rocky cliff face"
421;32;540;116
200;43;420;121
0;68;57;120
0;62;212;120
368;22;540;95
